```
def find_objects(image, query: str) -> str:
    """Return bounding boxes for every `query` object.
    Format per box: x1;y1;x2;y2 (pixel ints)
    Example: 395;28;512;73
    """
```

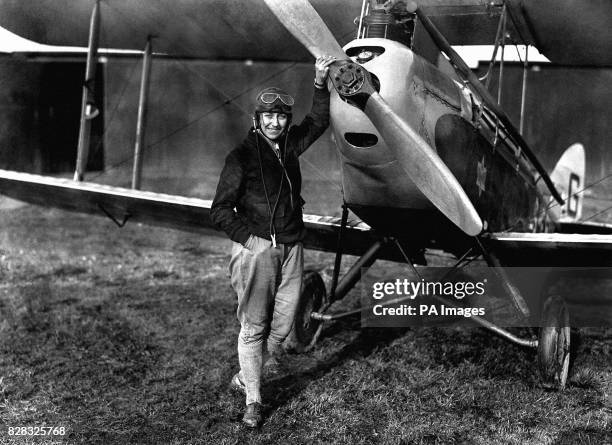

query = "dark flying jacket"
210;87;330;245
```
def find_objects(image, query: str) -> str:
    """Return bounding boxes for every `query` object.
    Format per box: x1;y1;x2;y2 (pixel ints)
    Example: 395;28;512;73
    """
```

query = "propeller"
263;0;482;236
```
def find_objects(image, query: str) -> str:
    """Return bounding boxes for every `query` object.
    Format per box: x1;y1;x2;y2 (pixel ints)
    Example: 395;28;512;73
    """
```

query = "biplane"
0;0;611;390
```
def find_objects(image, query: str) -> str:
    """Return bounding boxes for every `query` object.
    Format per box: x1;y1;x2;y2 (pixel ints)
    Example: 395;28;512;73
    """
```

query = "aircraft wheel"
283;270;325;353
537;295;570;390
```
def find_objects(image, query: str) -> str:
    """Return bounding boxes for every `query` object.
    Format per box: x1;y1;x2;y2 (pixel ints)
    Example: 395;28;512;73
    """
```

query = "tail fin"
549;143;585;222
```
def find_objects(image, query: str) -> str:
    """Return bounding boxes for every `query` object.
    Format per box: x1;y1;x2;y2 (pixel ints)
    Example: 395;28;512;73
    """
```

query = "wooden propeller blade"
365;92;483;236
264;0;482;236
262;0;347;60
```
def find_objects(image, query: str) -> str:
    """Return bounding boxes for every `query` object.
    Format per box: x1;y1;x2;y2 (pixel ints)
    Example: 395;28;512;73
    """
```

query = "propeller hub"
329;61;378;111
331;62;367;96
340;69;358;88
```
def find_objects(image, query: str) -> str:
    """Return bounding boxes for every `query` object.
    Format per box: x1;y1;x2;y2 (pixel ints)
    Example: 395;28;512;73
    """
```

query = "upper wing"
0;0;357;62
0;169;410;262
506;0;612;67
416;0;612;66
0;0;610;65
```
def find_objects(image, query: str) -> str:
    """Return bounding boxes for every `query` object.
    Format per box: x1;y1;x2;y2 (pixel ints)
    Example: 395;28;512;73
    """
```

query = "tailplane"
549;143;585;222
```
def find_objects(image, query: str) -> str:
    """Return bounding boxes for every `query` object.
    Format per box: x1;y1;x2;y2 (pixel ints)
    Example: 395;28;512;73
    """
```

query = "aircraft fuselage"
330;38;549;250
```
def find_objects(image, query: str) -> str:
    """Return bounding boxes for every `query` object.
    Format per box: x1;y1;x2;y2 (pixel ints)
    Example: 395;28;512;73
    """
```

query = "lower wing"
0;169;405;261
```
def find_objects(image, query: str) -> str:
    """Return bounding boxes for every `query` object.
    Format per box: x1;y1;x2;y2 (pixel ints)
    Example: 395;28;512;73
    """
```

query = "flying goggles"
259;92;295;106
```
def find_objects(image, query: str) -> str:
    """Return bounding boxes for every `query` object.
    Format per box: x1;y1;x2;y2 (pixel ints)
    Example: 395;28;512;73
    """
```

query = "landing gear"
537;295;571;390
283;270;326;353
287;207;576;390
285;205;389;352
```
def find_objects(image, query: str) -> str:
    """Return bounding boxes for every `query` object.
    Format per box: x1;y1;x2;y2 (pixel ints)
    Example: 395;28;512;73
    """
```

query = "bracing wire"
145;61;298;149
500;171;612;232
581;205;612;223
478;6;612;228
92;2;348;193
174;59;342;191
88;60;140;180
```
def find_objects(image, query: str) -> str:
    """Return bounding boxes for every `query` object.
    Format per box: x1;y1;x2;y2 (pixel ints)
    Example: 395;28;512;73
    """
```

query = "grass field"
0;205;610;444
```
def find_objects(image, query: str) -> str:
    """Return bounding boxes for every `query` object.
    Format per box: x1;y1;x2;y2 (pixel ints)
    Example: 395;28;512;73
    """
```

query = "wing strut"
132;36;154;190
519;46;529;134
74;0;101;182
411;4;563;205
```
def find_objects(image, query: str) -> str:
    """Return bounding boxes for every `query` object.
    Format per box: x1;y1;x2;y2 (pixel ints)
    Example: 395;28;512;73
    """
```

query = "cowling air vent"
344;132;379;148
346;46;385;64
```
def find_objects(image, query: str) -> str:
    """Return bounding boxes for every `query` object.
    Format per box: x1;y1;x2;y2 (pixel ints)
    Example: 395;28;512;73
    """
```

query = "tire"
283;270;326;353
537;295;571;390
